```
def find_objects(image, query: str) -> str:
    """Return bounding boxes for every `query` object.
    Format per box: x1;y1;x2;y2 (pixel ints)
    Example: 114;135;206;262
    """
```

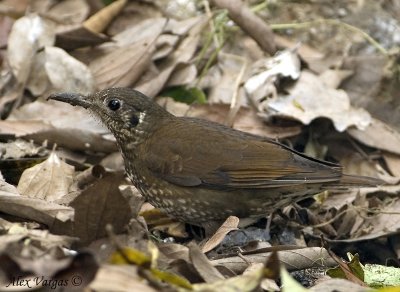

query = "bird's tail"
336;174;384;187
321;174;383;190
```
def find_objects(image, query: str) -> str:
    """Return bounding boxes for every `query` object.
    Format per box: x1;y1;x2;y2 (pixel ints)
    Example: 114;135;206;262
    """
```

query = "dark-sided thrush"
48;88;381;225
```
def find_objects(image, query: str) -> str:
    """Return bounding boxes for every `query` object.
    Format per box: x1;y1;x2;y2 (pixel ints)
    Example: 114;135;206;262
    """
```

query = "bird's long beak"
47;92;92;109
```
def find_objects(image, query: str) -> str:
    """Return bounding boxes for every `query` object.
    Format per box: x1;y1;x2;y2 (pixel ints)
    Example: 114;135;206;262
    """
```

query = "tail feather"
337;174;384;187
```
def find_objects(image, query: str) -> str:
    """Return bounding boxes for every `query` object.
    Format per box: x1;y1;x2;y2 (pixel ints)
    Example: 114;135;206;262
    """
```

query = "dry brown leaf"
166;63;197;87
44;46;94;93
321;192;359;211
347;117;400;155
192;264;264;292
0;179;74;225
208;53;247;104
267;71;371;131
319;69;354;89
0;139;46;159
113;18;167;46
0;247;98;290
245;49;301;105
201;216;239;253
310;278;370;292
0;228;76;251
152;222;188;238
7;14;55;84
340;152;399;184
51;172;131;246
83;0;127;33
158;243;190;262
90;40;155;90
55;26;110;51
8;100;101;131
348;188;400;241
47;0;89;24
211;247;336;274
4;101;116;153
159;98;301;139
188;242;224;283
89;264;157;292
136;16;207;97
17;151;74;202
383;152;400;177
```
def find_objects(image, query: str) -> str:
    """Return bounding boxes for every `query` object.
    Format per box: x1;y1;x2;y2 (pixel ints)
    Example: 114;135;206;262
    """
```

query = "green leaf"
161;86;207;104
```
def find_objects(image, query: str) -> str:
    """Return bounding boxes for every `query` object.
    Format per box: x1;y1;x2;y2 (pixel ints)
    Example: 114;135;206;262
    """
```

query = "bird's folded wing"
141;119;342;188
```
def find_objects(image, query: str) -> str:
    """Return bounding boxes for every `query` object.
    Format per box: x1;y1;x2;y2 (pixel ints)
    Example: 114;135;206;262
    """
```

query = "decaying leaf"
347;117;400;155
7;14;55;84
51;172;132;246
17;151;74;201
245;49;301;104
90;39;155;90
44;46;95;93
0;178;74;226
201;216;239;253
266;71;372;131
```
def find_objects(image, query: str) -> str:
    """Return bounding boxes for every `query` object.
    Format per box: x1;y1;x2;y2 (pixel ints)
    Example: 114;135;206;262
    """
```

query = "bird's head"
48;87;172;144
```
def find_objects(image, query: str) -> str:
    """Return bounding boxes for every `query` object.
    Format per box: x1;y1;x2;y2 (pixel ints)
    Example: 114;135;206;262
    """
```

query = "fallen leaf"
189;242;225;283
266;71;371;131
90;39;155;90
0;179;74;225
17;151;74;202
201;216;239;253
7;14;55;84
51;172;132;246
347;117;400;155
44;46;95;93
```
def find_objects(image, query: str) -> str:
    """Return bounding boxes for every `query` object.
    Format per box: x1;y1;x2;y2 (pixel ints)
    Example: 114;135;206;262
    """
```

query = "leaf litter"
0;0;399;291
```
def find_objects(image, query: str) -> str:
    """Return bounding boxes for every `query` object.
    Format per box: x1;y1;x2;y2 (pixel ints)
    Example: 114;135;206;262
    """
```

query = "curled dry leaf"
47;0;90;24
44;46;94;93
188;242;225;283
266;71;371;132
55;26;111;51
83;0;127;34
136;15;207;97
345;190;400;242
4;101;116;153
245;49;301;105
383;152;400;177
347;117;400;155
0;178;74;226
160;98;301;139
201;216;239;253
17;151;74;202
7;14;55;84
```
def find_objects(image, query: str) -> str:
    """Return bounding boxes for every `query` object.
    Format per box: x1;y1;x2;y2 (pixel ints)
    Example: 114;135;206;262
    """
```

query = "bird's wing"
141;118;342;188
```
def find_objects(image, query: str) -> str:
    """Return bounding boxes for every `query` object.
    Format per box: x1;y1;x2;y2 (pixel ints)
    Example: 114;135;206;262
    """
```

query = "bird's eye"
107;99;121;111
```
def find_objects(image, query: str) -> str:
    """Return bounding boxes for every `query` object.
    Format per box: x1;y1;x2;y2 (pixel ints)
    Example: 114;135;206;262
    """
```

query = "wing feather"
141;117;341;188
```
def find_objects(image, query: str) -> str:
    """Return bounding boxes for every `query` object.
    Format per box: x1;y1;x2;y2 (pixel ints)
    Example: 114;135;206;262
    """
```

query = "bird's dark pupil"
107;99;120;111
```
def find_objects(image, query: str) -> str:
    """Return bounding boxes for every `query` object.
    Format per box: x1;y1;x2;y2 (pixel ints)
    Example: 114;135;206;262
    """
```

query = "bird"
48;87;381;225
